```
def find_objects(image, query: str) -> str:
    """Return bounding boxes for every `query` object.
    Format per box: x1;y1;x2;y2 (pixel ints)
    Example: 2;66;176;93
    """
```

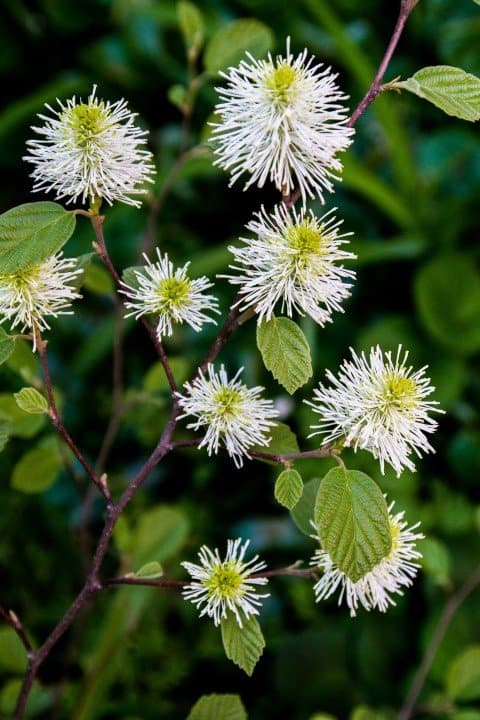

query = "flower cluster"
182;538;270;627
177;364;279;468
306;345;442;476
121;250;220;340
224;204;355;324
310;501;424;617
211;38;353;205
24;85;155;208
0;253;82;349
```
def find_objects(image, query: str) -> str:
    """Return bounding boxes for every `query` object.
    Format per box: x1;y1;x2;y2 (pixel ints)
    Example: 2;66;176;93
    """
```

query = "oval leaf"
0;328;15;366
14;387;48;415
204;19;274;74
395;66;480;122
178;1;204;53
257;316;312;394
11;436;62;493
221;614;265;676
447;645;480;701
314;467;391;582
134;561;163;580
0;202;76;273
275;468;303;510
0;393;45;438
187;694;247;720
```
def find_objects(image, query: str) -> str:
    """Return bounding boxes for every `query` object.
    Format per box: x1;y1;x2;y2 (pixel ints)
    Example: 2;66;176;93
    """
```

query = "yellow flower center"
265;63;298;103
0;265;42;293
382;374;418;410
63;103;109;149
283;222;324;274
155;276;191;313
212;387;243;419
204;562;244;600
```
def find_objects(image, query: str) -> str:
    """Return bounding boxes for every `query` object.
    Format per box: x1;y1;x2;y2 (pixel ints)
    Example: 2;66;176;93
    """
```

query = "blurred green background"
1;0;480;718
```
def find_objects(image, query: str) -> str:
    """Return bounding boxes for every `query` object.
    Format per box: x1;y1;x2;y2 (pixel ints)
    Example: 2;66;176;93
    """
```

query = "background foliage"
1;0;480;718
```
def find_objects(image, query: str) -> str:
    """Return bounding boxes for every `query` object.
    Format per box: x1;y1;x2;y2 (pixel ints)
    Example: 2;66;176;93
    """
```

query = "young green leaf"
13;387;48;415
0;202;76;273
11;436;62;493
251;422;299;465
257;316;312;394
447;645;480;701
0;393;46;438
0;327;15;366
221;614;265;676
204;19;274;74
393;66;480;122
187;694;247;720
314;467;391;582
290;476;321;536
178;1;204;54
274;468;303;510
134;561;164;580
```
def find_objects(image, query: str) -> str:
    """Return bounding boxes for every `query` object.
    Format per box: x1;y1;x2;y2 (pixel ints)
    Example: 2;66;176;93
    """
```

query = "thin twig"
249;444;337;465
89;214;178;394
13;404;180;719
396;562;480;720
0;606;34;656
36;335;111;504
284;0;419;210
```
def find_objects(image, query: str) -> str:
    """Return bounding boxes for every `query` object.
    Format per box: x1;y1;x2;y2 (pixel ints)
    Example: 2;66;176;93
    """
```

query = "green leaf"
134;561;163;580
0;327;15;366
11;436;62;494
204;19;274;74
0;393;45;438
221;614;265;676
132;506;190;566
251;422;299;465
256;316;312;394
420;537;451;587
122;265;144;291
0;202;76;273
187;694;247;720
6;339;38;383
13;387;48;415
290;476;321;536
394;66;480;122
168;84;188;112
275;468;304;510
83;262;115;296
314;468;391;582
178;1;204;53
447;645;480;701
0;422;10;453
0;627;28;673
415;254;480;355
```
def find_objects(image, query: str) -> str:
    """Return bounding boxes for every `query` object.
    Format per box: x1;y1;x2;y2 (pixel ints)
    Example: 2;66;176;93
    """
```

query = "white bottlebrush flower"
310;502;424;617
182;538;270;627
0;254;82;350
121;250;220;340
24;85;155;208
224;204;355;324
211;38;354;205
176;364;279;468
306;345;443;476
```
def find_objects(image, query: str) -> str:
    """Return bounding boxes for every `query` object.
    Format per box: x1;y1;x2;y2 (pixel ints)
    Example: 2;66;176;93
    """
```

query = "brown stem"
89;214;178;394
249;444;338;465
13;404;180;719
36;336;111;504
348;0;416;128
197;295;242;376
396;562;480;720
